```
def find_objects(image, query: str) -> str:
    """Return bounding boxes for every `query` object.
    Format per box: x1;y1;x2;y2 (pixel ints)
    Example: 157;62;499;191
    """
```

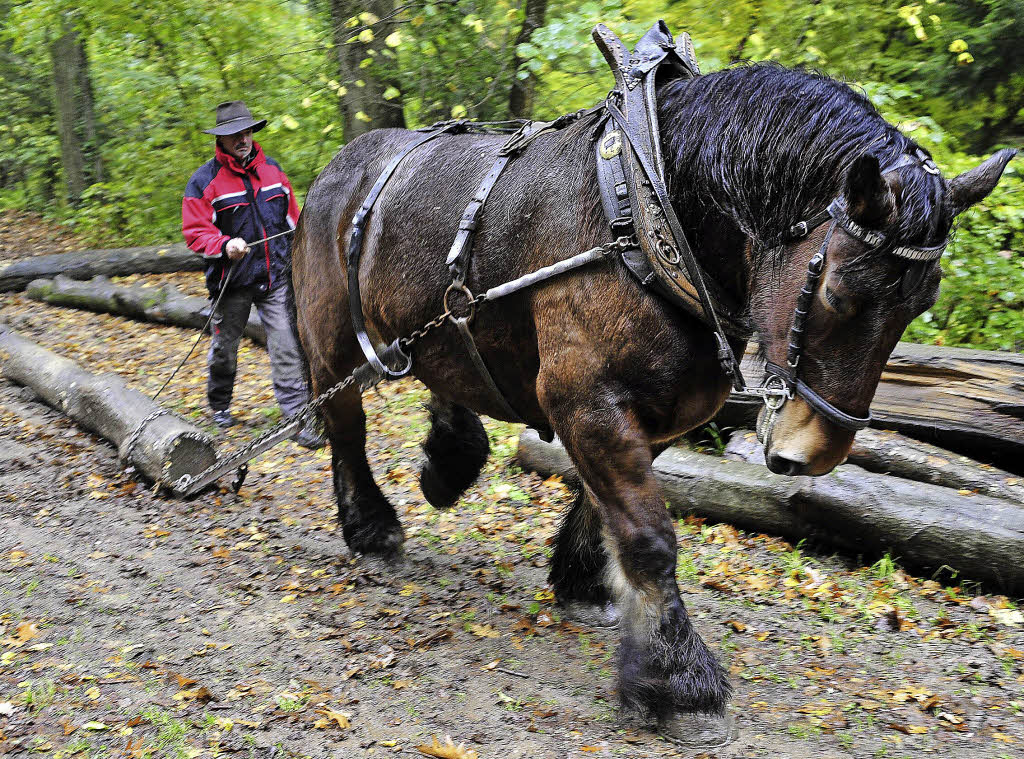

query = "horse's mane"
658;63;949;254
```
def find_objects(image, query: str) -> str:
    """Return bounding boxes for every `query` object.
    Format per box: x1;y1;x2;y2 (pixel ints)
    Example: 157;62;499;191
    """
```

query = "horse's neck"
687;208;751;310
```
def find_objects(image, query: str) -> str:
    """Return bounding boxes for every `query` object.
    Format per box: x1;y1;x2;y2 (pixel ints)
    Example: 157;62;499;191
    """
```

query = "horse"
290;58;1014;728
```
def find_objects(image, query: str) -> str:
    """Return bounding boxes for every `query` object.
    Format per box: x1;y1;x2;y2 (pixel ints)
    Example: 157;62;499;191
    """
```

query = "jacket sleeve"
282;172;300;230
182;176;228;258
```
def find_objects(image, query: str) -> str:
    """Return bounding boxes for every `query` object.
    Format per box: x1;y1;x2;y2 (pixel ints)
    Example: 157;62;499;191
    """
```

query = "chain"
122;409;173;468
171;236;630;497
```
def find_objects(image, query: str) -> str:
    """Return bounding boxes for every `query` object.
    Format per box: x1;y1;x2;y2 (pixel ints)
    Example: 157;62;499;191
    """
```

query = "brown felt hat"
202;100;267;136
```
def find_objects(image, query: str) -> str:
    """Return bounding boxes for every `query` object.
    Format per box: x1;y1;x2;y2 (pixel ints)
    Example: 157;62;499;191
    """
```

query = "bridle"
753;151;948;438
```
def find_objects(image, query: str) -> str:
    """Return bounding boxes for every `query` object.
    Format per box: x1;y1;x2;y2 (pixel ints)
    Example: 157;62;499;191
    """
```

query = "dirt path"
2;217;1023;758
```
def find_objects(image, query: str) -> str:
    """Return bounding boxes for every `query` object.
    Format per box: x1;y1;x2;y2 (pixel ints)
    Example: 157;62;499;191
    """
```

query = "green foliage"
1;0;1020;350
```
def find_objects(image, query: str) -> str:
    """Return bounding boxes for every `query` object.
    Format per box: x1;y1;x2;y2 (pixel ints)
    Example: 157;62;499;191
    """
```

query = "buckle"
789;221;808;240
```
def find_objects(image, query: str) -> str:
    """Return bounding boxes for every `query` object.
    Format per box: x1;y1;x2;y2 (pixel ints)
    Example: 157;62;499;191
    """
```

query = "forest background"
1;0;1021;350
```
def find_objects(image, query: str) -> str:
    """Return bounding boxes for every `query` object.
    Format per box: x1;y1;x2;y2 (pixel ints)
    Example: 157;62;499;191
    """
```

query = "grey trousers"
207;284;308;418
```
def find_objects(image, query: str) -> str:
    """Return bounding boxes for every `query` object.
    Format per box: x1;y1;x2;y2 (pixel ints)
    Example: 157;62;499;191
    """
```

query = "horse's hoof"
561;601;619;629
658;711;737;749
344;520;405;556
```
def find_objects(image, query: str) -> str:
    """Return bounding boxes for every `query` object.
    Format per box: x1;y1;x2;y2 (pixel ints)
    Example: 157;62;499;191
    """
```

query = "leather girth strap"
446;120;555;424
592;22;751;388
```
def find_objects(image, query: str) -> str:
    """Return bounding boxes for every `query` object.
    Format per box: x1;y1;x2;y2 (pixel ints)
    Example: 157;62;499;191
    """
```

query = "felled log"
717;344;1024;471
25;275;266;345
517;430;1024;592
724;429;1023;504
0;243;202;292
0;324;217;485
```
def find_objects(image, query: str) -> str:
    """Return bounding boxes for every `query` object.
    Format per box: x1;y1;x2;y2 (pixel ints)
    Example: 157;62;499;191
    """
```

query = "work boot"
291;417;326;450
212;409;237;428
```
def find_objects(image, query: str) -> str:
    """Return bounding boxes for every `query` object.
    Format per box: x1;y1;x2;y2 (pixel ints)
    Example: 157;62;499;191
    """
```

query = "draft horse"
291;24;1014;727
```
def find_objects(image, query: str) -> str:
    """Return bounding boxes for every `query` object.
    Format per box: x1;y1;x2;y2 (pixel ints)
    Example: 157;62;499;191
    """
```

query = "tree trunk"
49;15;103;203
25;275;267;345
328;0;406;141
0;244;202;292
714;344;1024;471
508;0;548;119
0;325;217;486
517;430;1024;593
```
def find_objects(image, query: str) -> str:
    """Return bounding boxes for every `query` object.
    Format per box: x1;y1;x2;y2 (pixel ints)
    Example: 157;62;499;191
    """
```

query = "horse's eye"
823;285;856;317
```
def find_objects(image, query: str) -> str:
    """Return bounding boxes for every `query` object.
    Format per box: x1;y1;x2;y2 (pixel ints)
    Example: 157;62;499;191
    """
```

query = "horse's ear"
949;148;1017;217
843;154;893;228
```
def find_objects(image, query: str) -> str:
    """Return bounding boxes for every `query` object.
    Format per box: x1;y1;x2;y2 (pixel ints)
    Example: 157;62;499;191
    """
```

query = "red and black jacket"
182;142;300;296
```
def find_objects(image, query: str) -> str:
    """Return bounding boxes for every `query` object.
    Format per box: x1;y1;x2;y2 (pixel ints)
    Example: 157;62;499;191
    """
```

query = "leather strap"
453;316;521;421
347;124;461;376
607;100;747;388
764;362;871;431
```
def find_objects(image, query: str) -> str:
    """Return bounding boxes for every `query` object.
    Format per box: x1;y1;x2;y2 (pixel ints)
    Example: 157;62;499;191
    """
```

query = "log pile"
0;243;202;292
517;429;1024;592
25;275;266;345
0;324;217;486
715;345;1024;469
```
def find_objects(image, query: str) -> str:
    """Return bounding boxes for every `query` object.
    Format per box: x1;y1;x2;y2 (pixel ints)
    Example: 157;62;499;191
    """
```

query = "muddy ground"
2;215;1023;758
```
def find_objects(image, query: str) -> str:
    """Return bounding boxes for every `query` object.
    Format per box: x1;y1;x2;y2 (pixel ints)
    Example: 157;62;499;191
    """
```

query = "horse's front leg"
548;405;731;721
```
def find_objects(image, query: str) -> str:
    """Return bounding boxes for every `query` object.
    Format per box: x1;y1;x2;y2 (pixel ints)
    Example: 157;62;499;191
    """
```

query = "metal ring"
763;374;790;412
443;283;477;322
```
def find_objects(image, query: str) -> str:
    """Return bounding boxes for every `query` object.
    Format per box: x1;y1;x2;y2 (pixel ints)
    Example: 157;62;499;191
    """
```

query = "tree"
328;0;406;140
48;11;103;203
509;0;549;119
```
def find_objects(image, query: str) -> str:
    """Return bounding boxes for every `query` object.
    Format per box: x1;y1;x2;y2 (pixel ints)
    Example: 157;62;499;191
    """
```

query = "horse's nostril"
766;452;807;476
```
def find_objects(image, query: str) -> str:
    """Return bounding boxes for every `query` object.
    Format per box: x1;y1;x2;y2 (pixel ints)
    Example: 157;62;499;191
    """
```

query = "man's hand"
225;237;249;260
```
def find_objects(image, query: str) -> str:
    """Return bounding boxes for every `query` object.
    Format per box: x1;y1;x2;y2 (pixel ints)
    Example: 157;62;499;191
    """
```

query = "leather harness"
344;20;950;437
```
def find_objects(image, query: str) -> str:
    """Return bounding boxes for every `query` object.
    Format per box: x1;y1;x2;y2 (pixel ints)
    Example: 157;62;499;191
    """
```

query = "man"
182;100;323;448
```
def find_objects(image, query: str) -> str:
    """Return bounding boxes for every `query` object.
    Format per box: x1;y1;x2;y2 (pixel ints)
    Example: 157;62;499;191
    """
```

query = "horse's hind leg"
549;488;613;623
321;384;404;555
419;396;489;510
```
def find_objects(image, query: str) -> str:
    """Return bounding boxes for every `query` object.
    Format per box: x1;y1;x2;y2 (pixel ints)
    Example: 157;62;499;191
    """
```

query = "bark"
715;344;1024;471
0;244;202;292
517;430;1024;593
508;0;548;119
25;275;267;346
724;429;1023;504
328;0;406;141
0;325;217;486
49;15;103;202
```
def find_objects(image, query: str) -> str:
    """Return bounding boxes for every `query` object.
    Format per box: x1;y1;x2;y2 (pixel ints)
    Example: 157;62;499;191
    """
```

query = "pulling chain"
170;235;632;497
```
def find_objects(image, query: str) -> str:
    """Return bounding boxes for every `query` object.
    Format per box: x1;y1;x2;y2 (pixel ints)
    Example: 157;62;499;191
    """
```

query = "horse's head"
750;148;1016;476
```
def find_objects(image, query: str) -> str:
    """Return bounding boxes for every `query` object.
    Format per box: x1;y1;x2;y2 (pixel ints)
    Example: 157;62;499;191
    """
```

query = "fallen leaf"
469;624;499;639
724;619;746;633
315;708;351;729
888;723;928;734
85;686;100;700
416;736;479;759
82;721;109;731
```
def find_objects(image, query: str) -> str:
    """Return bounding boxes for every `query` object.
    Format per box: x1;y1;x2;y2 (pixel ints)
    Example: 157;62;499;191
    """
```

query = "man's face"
219;128;253;162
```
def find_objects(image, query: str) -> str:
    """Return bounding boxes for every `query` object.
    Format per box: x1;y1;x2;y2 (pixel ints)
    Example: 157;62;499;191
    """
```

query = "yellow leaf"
315;708;351;729
82;721;109;731
469;624;499;639
280;595;297;604
451;104;467;119
281;115;300;130
355;111;372;123
357;28;374;43
416;736;478;759
385;31;402;47
85;686;100;700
